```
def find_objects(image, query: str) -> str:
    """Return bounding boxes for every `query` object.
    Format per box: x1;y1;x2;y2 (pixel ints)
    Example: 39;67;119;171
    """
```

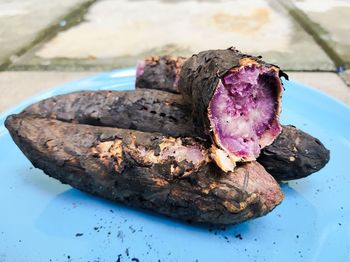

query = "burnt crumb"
341;206;344;210
75;233;84;237
67;255;71;259
296;235;299;239
125;248;129;257
116;254;122;262
273;241;276;245
29;167;33;170
117;230;124;242
110;209;114;213
214;231;217;235
131;258;140;262
338;223;342;226
108;231;111;235
18;239;22;242
224;236;230;243
129;225;136;233
93;226;102;232
235;234;243;240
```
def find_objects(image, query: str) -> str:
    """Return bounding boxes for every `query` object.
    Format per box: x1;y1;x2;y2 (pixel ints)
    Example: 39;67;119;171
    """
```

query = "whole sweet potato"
5;114;283;225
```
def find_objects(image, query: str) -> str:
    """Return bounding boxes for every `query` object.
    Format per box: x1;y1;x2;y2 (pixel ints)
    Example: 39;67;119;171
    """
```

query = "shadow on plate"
32;178;316;244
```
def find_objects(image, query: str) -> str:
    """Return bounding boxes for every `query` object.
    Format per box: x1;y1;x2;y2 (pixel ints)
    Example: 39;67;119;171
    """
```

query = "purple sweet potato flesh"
177;49;284;169
209;64;281;159
136;60;145;78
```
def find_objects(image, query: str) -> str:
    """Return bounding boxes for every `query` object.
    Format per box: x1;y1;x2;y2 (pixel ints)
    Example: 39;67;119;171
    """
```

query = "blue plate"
1;69;349;262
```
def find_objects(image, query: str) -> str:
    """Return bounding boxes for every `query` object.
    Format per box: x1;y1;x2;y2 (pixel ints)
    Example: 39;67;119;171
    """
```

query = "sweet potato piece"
5;115;283;225
136;55;186;94
22;90;329;180
177;48;287;171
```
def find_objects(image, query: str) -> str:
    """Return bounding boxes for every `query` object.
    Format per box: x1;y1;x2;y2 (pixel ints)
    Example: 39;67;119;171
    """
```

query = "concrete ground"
0;71;96;112
0;0;94;69
0;0;349;112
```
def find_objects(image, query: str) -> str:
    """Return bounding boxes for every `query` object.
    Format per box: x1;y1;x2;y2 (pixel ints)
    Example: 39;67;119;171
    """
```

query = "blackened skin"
136;56;186;93
21;90;329;180
258;125;330;180
136;56;181;92
22;89;196;138
5;115;283;225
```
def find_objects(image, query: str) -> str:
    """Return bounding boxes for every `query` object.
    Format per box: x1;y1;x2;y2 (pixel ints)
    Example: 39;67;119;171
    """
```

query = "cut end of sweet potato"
136;60;145;78
208;62;282;165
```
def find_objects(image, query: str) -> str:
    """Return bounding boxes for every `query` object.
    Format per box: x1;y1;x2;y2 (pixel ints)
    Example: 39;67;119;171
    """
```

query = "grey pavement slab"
289;0;350;69
0;0;94;69
11;0;335;71
0;71;348;115
0;71;96;113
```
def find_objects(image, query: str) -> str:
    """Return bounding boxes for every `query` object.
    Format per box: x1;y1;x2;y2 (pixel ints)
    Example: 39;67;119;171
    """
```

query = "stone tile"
13;0;335;71
291;0;350;68
0;0;93;68
287;72;350;106
0;72;96;113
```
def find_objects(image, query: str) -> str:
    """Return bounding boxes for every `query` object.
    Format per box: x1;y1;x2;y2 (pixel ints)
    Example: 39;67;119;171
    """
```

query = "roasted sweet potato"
5;114;283;225
22;90;329;180
179;48;287;170
138;48;288;171
136;55;186;94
